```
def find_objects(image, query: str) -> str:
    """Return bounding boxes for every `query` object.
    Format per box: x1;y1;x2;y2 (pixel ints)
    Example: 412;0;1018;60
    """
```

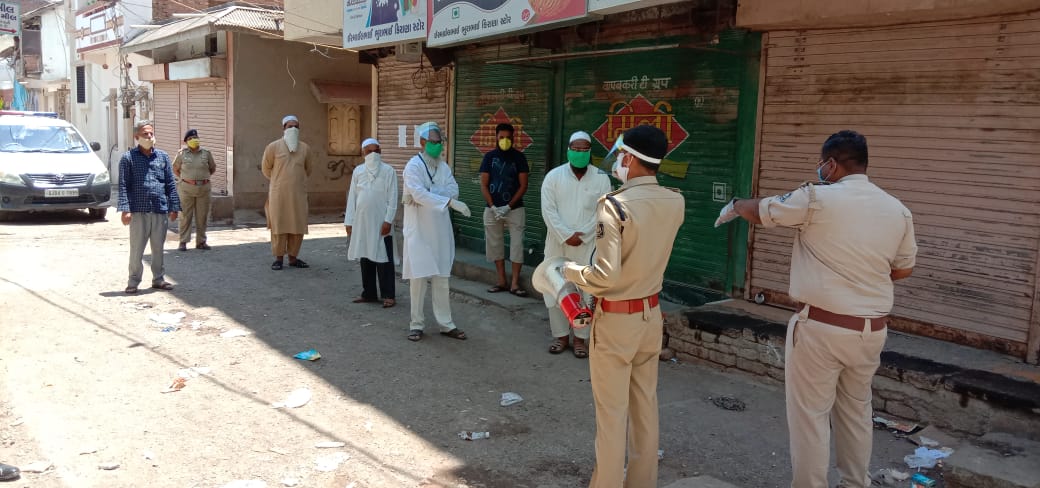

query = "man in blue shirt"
479;122;530;296
117;120;181;294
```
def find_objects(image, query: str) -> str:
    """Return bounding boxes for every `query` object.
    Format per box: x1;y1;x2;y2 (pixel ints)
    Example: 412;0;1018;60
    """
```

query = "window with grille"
76;66;86;104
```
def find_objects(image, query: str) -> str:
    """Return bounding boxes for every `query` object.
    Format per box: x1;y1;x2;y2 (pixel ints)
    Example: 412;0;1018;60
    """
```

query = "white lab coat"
401;153;459;280
344;162;398;263
540;163;613;307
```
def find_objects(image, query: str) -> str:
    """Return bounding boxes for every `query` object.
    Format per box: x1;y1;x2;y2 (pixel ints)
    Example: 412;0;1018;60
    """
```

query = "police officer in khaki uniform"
561;125;685;488
718;130;917;488
173;129;216;251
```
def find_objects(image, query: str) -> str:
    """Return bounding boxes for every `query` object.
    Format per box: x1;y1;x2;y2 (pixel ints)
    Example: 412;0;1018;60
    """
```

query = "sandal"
125;286;138;294
289;259;309;268
151;282;174;291
407;330;423;342
353;297;378;303
440;328;467;340
509;288;529;297
572;338;589;359
382;298;396;308
487;284;508;293
548;337;569;354
271;260;283;270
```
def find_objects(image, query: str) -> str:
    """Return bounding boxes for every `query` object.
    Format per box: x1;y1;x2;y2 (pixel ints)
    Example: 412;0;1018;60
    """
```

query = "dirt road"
0;211;916;487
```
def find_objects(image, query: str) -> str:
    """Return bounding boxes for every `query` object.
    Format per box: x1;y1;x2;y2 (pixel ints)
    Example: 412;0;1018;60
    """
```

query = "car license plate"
44;188;79;198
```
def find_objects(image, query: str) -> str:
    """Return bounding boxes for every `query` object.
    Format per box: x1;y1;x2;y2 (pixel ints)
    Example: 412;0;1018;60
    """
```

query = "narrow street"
0;212;919;488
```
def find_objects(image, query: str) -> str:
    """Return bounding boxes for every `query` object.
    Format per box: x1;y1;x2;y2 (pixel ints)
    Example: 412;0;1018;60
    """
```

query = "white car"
0;111;110;219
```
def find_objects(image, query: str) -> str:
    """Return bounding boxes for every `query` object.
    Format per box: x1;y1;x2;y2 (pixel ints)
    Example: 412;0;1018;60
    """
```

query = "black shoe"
0;463;20;481
196;243;211;250
271;260;283;270
178;243;187;251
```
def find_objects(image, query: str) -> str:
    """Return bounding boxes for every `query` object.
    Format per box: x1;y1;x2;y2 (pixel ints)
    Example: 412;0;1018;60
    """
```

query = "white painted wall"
40;8;69;82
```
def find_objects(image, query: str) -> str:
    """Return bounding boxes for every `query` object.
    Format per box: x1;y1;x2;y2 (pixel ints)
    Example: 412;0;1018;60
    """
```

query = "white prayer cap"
281;115;299;127
361;138;380;148
569;131;592;144
417;121;442;140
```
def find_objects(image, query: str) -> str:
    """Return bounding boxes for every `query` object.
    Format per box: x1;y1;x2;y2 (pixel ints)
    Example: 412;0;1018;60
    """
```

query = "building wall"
737;0;1040;29
40;8;69;83
231;33;372;211
284;0;342;44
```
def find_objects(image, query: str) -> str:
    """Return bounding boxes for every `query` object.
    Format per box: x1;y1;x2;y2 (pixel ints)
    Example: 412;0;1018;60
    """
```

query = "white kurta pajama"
541;164;613;339
345;162;398;263
402;153;460;331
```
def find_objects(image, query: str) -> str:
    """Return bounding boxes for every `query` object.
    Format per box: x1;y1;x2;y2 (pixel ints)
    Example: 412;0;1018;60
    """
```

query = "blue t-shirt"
479;148;530;208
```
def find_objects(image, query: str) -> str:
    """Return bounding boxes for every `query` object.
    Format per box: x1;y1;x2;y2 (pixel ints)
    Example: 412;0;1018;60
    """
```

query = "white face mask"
613;155;630;184
364;152;382;171
138;137;155;150
283;127;300;152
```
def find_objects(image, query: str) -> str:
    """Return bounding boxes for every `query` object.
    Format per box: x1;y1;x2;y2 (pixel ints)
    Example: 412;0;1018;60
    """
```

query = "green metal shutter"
452;44;554;265
561;32;760;303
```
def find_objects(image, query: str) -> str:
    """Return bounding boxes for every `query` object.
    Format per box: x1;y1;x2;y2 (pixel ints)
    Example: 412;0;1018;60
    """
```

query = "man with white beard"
345;138;399;308
401;121;471;342
262;115;314;270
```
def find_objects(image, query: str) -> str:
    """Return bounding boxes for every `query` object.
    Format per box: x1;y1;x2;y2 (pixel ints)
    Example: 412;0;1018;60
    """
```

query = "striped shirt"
117;146;181;213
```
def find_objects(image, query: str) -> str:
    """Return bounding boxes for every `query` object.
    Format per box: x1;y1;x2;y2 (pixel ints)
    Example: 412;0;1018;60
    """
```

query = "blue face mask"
817;160;832;182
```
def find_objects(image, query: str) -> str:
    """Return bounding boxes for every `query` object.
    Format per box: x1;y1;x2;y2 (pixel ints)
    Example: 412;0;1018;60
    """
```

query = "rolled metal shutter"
376;55;451;182
750;10;1040;358
453;43;553;266
151;82;180;158
186;81;229;195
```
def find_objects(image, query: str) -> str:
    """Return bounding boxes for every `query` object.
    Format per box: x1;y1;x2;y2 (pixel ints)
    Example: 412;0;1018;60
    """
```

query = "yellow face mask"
186;139;200;150
497;138;512;151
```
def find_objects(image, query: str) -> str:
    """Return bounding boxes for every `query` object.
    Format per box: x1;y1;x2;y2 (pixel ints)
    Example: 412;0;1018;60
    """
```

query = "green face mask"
425;142;443;158
568;149;591;168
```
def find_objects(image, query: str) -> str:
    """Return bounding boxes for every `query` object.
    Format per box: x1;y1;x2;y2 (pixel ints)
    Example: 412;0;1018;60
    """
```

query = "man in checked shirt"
117;120;181;294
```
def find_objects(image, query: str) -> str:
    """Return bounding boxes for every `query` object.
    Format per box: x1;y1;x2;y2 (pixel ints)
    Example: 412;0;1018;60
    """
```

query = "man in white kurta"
541;131;613;358
263;115;313;270
345;138;398;307
402;121;472;342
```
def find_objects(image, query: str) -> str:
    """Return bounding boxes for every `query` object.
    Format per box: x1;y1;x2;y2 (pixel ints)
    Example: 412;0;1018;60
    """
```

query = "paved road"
0;210;917;487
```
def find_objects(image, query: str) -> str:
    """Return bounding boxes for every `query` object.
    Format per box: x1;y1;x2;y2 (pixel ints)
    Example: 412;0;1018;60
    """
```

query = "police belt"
596;294;659;314
807;306;887;332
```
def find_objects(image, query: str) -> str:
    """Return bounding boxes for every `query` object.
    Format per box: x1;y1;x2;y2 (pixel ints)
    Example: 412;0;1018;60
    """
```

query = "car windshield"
0;124;90;153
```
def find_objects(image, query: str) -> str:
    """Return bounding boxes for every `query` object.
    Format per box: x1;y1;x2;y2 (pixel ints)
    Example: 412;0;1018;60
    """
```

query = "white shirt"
344;162;398;263
541;163;612;306
401;153;459;279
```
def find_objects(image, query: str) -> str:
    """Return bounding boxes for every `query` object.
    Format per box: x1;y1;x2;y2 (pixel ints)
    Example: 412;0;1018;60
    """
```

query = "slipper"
440;328;467;340
549;337;568;354
353;297;379;303
151;282;174;291
271;260;283;270
407;330;423;342
509;288;529;297
289;259;310;268
125;286;138;294
382;298;396;308
572;338;589;359
487;284;508;293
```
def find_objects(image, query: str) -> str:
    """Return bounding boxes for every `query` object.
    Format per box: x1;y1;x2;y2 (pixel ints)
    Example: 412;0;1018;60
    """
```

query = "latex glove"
449;199;471;217
714;199;739;228
402;193;414;206
494;205;510;219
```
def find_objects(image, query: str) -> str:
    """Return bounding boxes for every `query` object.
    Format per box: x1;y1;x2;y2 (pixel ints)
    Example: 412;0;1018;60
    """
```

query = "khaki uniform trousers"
588;302;662;488
177;182;211;245
786;307;887;488
271;232;304;257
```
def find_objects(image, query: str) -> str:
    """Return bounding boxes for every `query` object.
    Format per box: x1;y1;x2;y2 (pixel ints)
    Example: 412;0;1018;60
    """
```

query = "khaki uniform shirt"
758;174;917;317
563;175;685;300
173;148;216;181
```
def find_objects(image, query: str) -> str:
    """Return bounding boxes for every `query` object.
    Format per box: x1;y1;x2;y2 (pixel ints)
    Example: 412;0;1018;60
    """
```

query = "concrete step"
943;433;1040;488
662;476;742;488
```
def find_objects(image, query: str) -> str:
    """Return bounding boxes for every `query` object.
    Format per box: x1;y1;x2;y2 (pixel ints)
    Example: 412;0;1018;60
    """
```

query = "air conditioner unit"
396;41;422;63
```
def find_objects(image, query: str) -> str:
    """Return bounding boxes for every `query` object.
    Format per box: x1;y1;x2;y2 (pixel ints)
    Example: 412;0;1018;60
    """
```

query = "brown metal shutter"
186;81;229;195
151;82;181;158
376;55;451;179
750;10;1040;359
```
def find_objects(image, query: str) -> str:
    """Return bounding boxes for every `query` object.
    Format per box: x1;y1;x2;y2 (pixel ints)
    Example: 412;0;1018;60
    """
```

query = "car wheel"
88;208;108;220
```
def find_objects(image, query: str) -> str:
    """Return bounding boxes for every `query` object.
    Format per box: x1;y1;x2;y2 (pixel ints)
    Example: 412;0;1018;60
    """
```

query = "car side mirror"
90;142;101;151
